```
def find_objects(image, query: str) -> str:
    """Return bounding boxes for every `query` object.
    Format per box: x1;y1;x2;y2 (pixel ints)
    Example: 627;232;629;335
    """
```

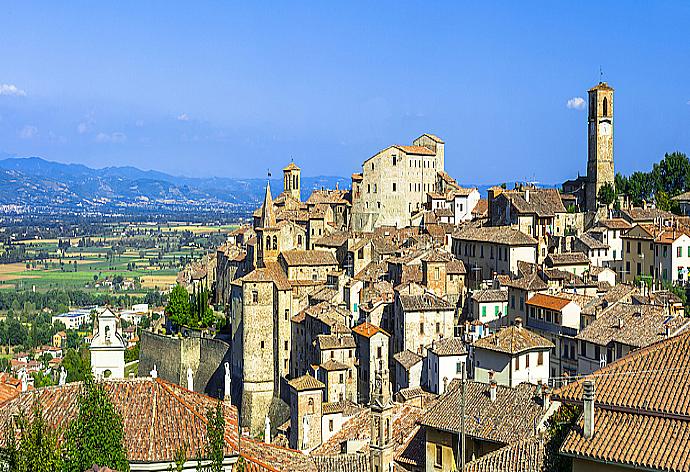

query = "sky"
1;1;689;184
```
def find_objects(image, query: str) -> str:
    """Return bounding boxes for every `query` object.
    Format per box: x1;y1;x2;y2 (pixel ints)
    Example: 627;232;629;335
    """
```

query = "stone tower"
586;82;614;212
370;360;394;472
288;374;324;452
256;181;279;266
283;162;301;201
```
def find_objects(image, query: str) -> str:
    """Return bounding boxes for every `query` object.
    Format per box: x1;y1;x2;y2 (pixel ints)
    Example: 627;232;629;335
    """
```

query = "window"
603;97;608;116
481;306;487;317
626;241;630;253
308;398;314;414
511;295;515;309
678;247;683;258
266;236;271;250
526;353;530;368
537;351;544;365
392;155;397;166
514;356;520;370
284;341;288;350
435;445;443;467
435;267;440;280
637;242;642;254
436;322;440;333
495;306;500;316
519;296;524;311
297;234;303;247
377;346;382;358
260;341;265;349
392;182;396;192
420;323;425;334
457;361;463;374
272;236;277;250
329;419;334;432
252;291;258;303
285;309;289;321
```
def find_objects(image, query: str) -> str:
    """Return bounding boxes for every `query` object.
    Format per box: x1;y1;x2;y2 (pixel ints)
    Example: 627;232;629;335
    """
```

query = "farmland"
0;222;236;294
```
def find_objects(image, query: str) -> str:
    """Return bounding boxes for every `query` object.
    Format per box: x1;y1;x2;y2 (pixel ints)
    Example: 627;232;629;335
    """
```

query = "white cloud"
566;97;586;110
95;131;127;143
687;100;690;106
177;113;190;121
76;113;96;134
18;125;37;139
0;84;26;97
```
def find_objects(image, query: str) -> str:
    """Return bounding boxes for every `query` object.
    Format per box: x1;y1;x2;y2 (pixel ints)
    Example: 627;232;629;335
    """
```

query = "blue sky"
1;1;689;184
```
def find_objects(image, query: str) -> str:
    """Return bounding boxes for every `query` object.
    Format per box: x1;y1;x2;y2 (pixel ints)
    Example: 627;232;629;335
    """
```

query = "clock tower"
586;81;615;212
370;360;394;472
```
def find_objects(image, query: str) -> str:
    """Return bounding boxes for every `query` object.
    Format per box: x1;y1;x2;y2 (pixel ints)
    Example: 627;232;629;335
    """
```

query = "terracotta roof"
394;145;435;156
288;375;325;392
575;303;690;349
465;435;547;472
472;198;488;217
526;293;573;311
446;259;467;274
312;454;369;472
320;359;350;371
421;381;547;444
546;252;590;266
316;334;356;350
598;218;632;230
471;289;508;303
452;226;537;246
0;378;315;471
398;293;454;312
504;188;566;217
620;207;673;222
393;349;423;370
281;250;337;267
314;231;350;247
474;325;554;355
556;330;690;471
352;322;390;338
421;249;453;263
430;337;467;356
577;232;609;250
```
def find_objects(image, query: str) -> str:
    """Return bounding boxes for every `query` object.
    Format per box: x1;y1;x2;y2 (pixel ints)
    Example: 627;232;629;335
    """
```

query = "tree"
166;284;191;328
62;374;130;472
1;400;63;472
544;403;580;472
651;152;690;196
597;182;616;207
202;400;225;472
62;348;90;383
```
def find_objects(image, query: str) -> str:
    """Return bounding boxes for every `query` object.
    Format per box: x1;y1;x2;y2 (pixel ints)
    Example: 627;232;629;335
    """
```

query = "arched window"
297;234;303;247
266;236;271;250
272;236;278;250
308;398;314;414
603;97;608;116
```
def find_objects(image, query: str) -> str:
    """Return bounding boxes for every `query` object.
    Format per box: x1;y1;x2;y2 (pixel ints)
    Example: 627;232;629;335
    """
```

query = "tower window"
603;97;608;116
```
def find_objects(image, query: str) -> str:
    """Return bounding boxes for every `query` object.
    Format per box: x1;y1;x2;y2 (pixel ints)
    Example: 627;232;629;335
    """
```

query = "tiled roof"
556;330;690;471
465;435;547;472
430;337;467;356
526;293;573;311
577;232;609;250
393;349;423;370
352;322;390;338
0;378;315;471
314;231;350;247
321;400;361;416
311;403;428;457
503;271;549;292
621;207;673;222
474;325;554;355
471;289;508;303
452;226;537;246
312;454;369;472
398;293;454;312
598;218;632;230
321;359;349;371
316;334;356;350
394;145;435;156
446;259;467;274
241;263;291;291
421;249;453;263
421;381;547;444
505;188;567;217
575;303;690;349
288;375;325;392
472;198;488;217
546;252;590;266
281;250;337;267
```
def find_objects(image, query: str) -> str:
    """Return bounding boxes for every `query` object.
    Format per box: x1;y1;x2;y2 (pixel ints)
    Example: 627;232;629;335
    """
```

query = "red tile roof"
352;322;390;338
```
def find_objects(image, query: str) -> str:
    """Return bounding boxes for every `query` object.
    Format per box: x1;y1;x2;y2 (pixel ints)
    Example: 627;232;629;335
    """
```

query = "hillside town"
2;79;690;471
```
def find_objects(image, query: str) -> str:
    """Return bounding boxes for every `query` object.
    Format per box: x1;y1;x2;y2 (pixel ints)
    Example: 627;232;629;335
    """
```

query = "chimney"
525;189;530;203
665;324;672;338
617;317;624;329
515;317;523;329
488;370;495;382
583;380;595;439
489;380;497;402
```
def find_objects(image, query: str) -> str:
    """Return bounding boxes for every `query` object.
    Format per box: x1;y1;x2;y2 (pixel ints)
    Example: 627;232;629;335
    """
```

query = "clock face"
600;121;612;136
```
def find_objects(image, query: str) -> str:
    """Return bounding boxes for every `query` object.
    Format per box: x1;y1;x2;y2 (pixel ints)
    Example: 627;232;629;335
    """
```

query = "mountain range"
0;157;350;213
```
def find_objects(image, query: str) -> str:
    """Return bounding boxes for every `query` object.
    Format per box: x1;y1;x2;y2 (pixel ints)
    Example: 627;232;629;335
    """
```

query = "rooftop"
474;324;554;355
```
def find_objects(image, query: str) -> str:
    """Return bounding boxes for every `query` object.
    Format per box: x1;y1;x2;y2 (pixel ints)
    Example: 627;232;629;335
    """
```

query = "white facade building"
426;338;468;395
89;308;126;379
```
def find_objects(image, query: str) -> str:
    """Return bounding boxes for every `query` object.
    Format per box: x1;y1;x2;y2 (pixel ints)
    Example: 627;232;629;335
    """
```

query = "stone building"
393;292;455;356
89;308;126;379
352;321;390;405
288;374;324;452
351;134;446;231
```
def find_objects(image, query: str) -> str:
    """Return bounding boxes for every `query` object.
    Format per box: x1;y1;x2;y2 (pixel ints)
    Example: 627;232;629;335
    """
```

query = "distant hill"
0;157;349;212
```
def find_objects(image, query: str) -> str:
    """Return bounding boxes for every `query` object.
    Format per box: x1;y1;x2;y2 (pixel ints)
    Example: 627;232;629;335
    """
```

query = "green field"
0;222;237;293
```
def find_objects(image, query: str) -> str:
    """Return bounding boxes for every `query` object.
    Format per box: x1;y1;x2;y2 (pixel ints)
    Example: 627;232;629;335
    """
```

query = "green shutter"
481;306;486;317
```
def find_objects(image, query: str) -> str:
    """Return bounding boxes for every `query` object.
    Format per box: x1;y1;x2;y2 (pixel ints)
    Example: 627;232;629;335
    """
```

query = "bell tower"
283;162;301;201
370;360;394;472
586;82;614;212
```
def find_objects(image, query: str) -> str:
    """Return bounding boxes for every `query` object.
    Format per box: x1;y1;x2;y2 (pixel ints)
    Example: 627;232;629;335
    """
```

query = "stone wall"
139;330;231;398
